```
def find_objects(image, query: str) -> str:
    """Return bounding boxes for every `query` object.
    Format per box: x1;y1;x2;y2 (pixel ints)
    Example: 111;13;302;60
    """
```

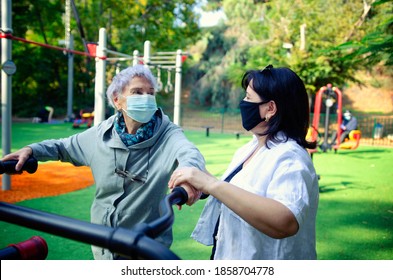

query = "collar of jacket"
100;108;170;150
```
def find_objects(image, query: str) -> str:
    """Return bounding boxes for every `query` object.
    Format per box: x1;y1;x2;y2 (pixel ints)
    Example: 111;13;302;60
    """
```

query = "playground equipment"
156;66;164;92
72;108;94;128
0;158;189;260
164;68;174;93
310;84;362;154
338;129;362;150
310;84;343;152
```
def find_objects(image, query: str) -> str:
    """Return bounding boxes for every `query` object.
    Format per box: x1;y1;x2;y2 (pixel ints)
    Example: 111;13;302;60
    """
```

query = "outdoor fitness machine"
0;158;189;260
310;84;343;152
0;236;48;260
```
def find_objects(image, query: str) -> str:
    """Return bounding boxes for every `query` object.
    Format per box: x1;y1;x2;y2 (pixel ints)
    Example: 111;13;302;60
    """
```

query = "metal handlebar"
145;186;189;238
0;157;38;174
0;186;188;260
0;236;48;260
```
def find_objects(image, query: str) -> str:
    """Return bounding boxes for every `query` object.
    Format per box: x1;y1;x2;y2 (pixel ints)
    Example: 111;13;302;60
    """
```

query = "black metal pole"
146;186;188;238
0;236;48;260
0;246;21;260
0;160;188;259
321;104;331;152
0;201;180;260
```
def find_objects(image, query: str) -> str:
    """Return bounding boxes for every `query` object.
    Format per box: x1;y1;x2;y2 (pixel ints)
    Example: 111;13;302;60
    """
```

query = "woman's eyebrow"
129;87;154;91
129;87;142;91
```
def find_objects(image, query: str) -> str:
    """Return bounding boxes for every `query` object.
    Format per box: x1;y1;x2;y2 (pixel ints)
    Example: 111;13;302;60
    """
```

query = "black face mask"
239;100;269;131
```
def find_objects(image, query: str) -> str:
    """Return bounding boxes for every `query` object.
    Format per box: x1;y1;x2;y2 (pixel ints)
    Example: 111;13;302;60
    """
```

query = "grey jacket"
29;109;205;259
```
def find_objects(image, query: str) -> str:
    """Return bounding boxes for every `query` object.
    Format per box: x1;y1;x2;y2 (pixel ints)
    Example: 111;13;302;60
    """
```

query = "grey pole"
93;28;107;126
66;34;74;121
173;50;182;126
1;0;13;191
143;40;151;67
133;50;139;66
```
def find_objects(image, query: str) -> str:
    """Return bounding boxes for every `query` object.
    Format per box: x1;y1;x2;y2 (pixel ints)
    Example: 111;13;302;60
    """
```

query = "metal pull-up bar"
94;37;186;126
142;40;184;125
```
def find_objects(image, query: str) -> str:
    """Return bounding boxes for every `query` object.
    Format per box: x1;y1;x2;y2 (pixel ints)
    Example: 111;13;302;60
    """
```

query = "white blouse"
192;133;319;260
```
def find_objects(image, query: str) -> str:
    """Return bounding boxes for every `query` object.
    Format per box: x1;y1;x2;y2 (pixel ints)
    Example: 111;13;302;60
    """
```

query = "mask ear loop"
259;100;270;122
262;100;275;123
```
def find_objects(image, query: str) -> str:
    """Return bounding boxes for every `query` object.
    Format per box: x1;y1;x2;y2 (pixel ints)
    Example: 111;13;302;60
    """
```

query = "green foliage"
84;0;201;53
8;0;393;117
9;0;201;118
337;0;393;67
188;0;392;110
188;25;237;108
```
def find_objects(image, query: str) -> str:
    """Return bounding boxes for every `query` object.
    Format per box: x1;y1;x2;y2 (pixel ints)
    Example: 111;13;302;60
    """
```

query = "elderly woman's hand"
175;183;202;209
1;146;33;172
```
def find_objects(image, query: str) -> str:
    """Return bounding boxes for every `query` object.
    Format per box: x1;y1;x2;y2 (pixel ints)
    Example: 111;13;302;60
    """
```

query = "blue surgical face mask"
123;95;157;123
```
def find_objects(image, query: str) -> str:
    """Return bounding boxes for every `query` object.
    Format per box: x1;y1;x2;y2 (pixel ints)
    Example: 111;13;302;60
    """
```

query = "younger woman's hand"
169;167;217;195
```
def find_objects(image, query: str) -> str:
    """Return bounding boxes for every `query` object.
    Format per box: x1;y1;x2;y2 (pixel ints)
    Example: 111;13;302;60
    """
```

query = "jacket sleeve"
345;117;358;131
28;126;98;167
166;129;206;172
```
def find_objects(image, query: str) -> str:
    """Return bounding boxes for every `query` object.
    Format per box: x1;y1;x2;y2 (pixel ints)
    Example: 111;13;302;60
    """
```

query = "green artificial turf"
312;147;393;260
1;123;392;260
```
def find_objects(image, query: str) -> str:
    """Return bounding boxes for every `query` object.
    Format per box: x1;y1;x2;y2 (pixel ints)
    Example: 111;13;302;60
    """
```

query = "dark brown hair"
241;65;317;149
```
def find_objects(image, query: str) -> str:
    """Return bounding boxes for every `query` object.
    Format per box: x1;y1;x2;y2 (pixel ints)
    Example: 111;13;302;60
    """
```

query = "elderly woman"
2;64;205;259
169;65;319;260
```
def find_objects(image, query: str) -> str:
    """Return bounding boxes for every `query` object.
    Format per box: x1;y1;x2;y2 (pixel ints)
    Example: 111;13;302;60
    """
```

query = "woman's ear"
268;100;277;115
113;94;121;110
265;100;277;120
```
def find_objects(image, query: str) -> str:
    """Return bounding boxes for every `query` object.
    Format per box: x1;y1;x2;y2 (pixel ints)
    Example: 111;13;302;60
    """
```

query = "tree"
11;0;68;117
8;0;202;118
337;0;393;67
188;0;392;109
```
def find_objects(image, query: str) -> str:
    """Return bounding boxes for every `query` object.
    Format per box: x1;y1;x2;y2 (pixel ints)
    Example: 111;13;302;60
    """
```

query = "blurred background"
1;0;393;145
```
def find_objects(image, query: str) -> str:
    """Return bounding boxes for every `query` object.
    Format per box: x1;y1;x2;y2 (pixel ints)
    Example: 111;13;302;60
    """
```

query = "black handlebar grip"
0;157;38;175
172;186;189;205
